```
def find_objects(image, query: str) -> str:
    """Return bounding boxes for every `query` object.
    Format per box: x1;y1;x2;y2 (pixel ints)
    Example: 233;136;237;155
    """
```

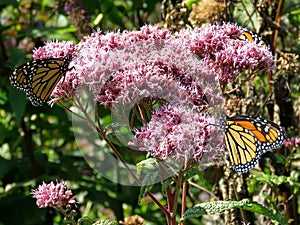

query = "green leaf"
0;123;6;144
139;185;151;205
138;172;157;203
182;199;288;225
92;219;118;225
106;132;124;146
185;0;199;10
291;8;300;15
8;86;27;126
78;217;94;225
274;153;286;163
137;159;162;202
183;168;202;182
249;173;291;186
161;178;173;193
0;91;8;105
7;48;28;69
136;158;158;177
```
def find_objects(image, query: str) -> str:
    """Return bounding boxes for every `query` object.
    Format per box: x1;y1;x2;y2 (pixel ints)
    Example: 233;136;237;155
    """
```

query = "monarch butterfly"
9;55;72;106
219;112;286;173
241;30;271;51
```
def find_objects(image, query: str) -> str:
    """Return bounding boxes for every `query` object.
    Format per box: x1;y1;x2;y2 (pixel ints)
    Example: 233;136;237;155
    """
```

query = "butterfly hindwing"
225;119;261;173
241;30;271;51
220;112;286;173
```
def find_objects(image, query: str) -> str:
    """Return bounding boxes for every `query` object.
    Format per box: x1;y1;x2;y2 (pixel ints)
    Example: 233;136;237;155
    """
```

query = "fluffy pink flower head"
73;25;219;109
74;25;172;88
130;105;224;165
30;23;274;106
32;40;75;59
98;60;211;108
31;180;76;208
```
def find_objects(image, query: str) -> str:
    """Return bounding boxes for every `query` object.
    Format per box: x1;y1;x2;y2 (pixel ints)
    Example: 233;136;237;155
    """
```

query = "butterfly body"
10;55;72;106
220;112;286;173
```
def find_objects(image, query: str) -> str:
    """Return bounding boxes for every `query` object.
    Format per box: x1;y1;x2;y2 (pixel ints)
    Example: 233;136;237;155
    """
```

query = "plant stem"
172;172;184;225
180;180;187;225
55;207;77;225
73;97;171;218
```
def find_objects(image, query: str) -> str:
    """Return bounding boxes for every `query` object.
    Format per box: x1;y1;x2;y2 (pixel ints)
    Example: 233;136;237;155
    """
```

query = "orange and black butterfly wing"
220;113;286;173
224;119;262;173
10;55;72;106
241;30;272;51
29;58;70;106
10;61;36;90
231;116;286;152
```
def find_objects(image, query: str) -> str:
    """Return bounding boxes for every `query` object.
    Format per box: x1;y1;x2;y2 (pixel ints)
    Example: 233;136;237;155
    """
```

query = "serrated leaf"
138;169;162;203
139;182;154;204
92;219;118;225
182;199;288;225
138;167;164;204
161;178;173;193
136;158;158;177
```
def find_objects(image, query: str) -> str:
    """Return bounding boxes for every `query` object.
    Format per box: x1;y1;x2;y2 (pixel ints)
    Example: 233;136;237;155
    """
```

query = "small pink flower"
32;40;76;59
31;180;76;208
284;136;300;148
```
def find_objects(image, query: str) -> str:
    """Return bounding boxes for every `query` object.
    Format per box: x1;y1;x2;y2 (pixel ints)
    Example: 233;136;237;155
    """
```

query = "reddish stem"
73;98;171;218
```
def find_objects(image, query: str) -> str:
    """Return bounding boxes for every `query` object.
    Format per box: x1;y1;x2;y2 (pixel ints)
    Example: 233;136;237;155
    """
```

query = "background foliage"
0;0;299;224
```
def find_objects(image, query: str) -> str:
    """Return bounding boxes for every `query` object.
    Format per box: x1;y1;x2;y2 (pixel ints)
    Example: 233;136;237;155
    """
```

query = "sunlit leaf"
182;199;288;225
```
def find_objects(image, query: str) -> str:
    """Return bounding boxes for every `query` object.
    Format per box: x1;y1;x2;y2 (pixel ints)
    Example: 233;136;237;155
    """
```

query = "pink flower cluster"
32;40;75;59
130;105;224;162
31;23;275;164
32;23;274;105
31;180;76;208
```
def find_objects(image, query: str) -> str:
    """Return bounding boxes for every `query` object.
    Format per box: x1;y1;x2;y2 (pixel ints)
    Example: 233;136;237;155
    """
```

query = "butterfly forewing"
9;55;72;106
10;62;38;90
234;116;286;153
